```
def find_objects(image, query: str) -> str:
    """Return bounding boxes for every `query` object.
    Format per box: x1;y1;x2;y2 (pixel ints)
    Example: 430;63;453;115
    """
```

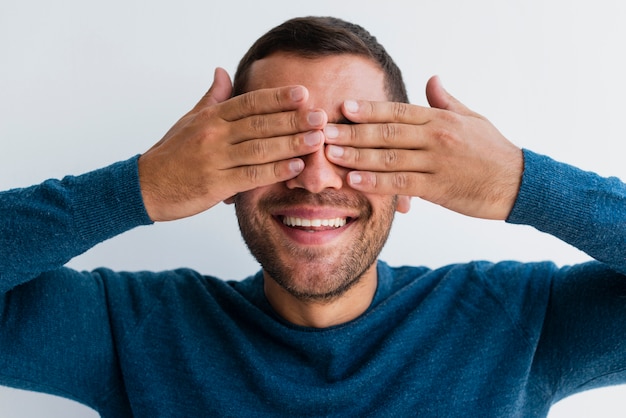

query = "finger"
326;145;434;173
219;85;309;121
228;130;324;167
346;171;428;196
193;68;234;110
341;99;434;125
228;108;327;143
229;158;305;192
425;75;482;118
323;122;425;149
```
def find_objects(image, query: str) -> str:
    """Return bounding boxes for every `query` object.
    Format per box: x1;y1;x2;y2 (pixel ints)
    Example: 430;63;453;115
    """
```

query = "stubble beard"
234;189;396;303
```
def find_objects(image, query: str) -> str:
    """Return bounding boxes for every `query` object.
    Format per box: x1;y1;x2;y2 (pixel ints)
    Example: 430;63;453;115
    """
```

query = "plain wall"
1;0;625;416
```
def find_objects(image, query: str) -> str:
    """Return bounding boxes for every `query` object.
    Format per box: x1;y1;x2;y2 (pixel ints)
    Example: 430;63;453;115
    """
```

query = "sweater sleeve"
0;156;153;292
507;149;626;274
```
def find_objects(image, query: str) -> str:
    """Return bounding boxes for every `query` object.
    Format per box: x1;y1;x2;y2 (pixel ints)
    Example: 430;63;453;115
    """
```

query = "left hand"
324;76;523;220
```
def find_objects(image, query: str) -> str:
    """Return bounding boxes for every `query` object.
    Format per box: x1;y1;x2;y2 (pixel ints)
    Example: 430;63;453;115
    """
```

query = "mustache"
257;188;372;215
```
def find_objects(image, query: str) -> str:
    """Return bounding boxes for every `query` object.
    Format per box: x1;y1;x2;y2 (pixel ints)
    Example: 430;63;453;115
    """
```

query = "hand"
324;76;523;220
138;68;327;222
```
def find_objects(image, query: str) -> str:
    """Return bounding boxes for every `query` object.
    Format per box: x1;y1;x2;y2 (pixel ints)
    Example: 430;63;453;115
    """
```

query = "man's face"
234;52;401;302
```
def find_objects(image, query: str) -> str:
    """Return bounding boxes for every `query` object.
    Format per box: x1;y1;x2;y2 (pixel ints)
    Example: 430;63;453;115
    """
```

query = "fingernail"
349;172;362;184
289;159;304;173
327;145;344;158
344;100;359;113
324;125;339;139
290;86;305;102
304;131;322;146
307;111;325;126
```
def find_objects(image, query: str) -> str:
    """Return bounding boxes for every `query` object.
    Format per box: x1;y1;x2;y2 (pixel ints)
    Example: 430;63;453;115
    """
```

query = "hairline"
238;51;399;102
240;51;395;101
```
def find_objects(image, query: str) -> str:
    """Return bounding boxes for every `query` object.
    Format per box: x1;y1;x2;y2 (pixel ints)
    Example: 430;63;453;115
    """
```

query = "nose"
285;146;345;193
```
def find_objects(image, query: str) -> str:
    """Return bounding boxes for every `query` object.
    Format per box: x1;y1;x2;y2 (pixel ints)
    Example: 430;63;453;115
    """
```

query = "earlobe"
395;195;411;214
224;196;236;205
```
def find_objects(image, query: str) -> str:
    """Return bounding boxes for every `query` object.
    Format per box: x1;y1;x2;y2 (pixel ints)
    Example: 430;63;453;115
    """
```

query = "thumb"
426;75;477;117
195;67;233;109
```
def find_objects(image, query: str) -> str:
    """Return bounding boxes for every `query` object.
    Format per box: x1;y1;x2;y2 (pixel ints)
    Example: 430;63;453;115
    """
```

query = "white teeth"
282;216;347;228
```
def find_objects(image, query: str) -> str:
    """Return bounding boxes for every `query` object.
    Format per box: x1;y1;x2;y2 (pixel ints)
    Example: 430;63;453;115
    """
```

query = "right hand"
138;68;327;221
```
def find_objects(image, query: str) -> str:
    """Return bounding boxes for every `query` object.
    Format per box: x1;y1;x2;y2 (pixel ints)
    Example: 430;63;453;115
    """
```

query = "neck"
263;264;378;328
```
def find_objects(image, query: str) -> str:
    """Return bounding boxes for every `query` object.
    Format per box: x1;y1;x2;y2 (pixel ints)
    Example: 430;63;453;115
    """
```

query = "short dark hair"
233;16;409;103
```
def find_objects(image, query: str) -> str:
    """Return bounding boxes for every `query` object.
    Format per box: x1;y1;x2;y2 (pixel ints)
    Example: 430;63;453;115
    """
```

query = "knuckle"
249;139;269;160
289;112;300;130
290;135;300;152
274;89;283;107
380;123;396;144
432;126;459;147
392;172;410;190
240;92;257;113
349;124;359;144
249;115;270;136
243;165;262;184
273;161;287;179
392;102;408;120
195;107;217;124
291;134;306;153
190;120;223;148
439;109;460;124
383;149;399;169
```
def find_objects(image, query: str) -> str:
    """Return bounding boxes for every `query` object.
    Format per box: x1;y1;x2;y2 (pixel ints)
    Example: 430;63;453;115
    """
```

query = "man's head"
232;17;409;307
233;16;408;103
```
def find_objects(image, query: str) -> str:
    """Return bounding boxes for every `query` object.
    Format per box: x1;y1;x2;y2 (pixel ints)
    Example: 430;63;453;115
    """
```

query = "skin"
138;52;523;328
234;53;406;328
325;76;523;220
138;67;326;222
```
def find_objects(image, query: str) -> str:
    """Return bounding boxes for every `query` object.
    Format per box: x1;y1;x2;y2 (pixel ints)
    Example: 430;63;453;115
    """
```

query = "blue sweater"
0;150;625;417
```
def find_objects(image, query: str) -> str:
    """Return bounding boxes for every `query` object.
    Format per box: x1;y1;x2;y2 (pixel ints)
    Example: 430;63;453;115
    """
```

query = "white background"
1;0;625;416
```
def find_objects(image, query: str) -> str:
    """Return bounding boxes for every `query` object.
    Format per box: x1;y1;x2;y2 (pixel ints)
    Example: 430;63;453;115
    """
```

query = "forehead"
246;52;388;121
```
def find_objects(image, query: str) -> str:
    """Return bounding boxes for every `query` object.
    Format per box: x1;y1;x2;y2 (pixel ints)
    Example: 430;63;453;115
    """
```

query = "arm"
0;69;327;409
323;76;626;400
0;157;151;291
0;158;149;411
0;68;326;289
507;149;625;273
324;76;625;273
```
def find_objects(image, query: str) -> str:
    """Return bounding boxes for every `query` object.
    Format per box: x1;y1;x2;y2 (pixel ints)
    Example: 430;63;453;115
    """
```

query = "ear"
395;195;411;214
223;196;236;205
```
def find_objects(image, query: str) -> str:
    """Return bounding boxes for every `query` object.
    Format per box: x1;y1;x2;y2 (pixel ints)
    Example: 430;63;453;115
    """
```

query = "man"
1;16;624;417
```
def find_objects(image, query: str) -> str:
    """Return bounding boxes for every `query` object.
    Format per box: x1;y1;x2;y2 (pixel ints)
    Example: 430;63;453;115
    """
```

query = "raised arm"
0;68;327;289
324;76;625;273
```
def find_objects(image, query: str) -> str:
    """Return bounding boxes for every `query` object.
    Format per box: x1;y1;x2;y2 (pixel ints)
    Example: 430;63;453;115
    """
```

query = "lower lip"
275;217;353;246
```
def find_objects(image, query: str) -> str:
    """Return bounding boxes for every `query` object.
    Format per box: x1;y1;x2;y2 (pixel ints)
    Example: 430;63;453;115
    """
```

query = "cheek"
364;193;398;214
233;192;259;226
234;186;280;235
362;195;398;237
233;187;267;209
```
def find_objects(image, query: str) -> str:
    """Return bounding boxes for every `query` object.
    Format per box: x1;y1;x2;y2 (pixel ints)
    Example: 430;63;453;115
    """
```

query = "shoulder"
378;259;560;291
374;259;561;316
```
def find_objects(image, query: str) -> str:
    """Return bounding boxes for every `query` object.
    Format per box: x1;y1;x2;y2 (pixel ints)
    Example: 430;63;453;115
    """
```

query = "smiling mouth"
280;216;352;230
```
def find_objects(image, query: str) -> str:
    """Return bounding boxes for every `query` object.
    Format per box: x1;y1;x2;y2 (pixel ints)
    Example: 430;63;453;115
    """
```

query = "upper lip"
272;206;359;221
